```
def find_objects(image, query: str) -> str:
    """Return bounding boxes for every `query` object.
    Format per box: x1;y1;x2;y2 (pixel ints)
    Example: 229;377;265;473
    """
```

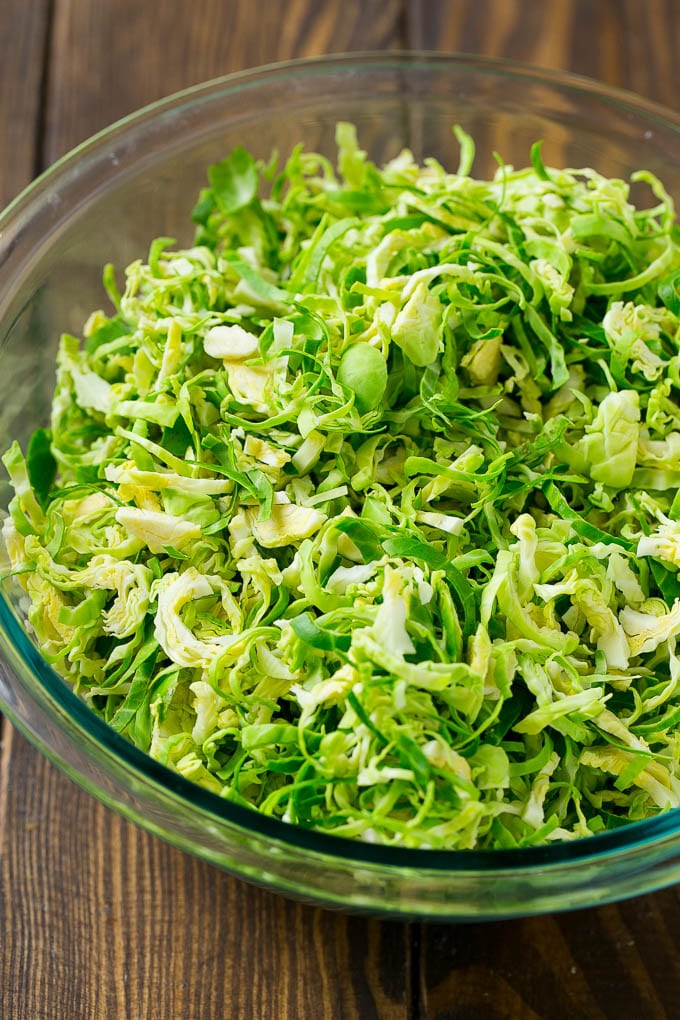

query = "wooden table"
1;2;680;1017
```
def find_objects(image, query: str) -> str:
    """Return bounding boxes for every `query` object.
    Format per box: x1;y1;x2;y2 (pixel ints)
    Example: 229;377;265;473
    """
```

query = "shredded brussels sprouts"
4;124;680;849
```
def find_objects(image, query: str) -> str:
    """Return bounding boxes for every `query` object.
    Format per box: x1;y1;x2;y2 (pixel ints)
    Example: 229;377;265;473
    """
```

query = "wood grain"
0;0;50;863
44;0;406;164
408;0;680;108
416;891;680;1020
0;0;51;207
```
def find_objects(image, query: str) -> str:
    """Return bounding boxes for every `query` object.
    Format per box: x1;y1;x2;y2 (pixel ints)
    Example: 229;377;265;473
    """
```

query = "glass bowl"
2;52;680;921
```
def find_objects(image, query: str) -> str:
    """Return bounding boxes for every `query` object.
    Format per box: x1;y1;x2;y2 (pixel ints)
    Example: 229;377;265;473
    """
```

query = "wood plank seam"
33;0;56;177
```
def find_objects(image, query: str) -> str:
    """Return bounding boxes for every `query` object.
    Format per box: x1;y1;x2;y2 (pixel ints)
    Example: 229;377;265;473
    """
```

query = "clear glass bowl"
2;52;680;920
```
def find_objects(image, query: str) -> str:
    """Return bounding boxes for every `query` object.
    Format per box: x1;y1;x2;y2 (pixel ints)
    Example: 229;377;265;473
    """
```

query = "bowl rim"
3;49;680;874
3;49;680;227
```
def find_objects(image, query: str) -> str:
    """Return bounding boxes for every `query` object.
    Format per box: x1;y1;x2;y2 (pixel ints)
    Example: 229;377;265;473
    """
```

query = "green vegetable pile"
4;124;680;849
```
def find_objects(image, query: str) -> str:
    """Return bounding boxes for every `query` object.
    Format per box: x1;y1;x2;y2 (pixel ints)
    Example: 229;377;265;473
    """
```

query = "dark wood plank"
408;0;680;108
0;727;410;1020
0;1;51;207
0;4;412;1018
45;0;406;164
0;0;50;891
416;893;680;1020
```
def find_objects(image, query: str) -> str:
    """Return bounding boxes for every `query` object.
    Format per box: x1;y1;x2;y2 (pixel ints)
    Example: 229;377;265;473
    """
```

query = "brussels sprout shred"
4;125;680;850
